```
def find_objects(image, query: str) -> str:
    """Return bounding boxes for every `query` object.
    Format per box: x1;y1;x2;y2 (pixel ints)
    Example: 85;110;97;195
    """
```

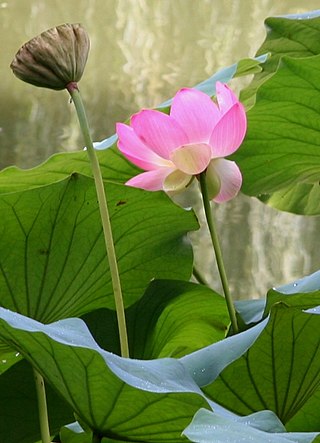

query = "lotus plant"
116;82;246;202
117;82;247;333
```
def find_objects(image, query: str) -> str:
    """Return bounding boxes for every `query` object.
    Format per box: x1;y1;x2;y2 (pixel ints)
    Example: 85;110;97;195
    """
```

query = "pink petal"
209;102;247;157
216;81;239;113
170;143;212;175
131;109;189;159
207;159;242;203
170;88;220;143
126;168;174;191
116;123;171;171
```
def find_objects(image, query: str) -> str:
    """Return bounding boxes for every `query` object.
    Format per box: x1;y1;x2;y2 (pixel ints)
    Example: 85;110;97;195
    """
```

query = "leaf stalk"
33;368;51;443
67;82;129;357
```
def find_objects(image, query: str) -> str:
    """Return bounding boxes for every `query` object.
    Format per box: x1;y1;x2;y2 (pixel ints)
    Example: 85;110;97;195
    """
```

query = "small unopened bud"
10;23;90;90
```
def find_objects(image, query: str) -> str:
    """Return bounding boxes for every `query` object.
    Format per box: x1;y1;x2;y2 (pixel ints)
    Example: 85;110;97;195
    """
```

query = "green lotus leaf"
0;174;197;322
203;305;320;430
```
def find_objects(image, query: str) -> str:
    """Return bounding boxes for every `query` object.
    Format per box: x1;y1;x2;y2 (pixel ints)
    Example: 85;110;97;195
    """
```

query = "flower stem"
33;368;51;443
199;172;239;333
67;82;129;358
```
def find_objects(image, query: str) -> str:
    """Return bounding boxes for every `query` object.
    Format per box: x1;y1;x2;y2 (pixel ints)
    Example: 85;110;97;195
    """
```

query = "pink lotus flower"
116;82;246;202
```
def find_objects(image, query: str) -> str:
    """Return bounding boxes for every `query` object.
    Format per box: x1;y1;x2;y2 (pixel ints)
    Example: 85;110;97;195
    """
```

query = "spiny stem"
33;368;51;443
67;82;129;357
199;172;239;333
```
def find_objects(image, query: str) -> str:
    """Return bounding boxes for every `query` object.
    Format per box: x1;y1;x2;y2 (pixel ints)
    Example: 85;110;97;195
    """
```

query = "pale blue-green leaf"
0;309;195;392
234;299;266;325
0;279;229;442
180;318;268;386
83;280;229;359
234;270;320;328
94;54;267;152
183;408;320;443
0;308;208;440
265;271;320;315
305;306;320;314
92;134;118;150
203;305;320;428
276;270;320;294
60;422;91;443
158;54;268;109
281;10;320;20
